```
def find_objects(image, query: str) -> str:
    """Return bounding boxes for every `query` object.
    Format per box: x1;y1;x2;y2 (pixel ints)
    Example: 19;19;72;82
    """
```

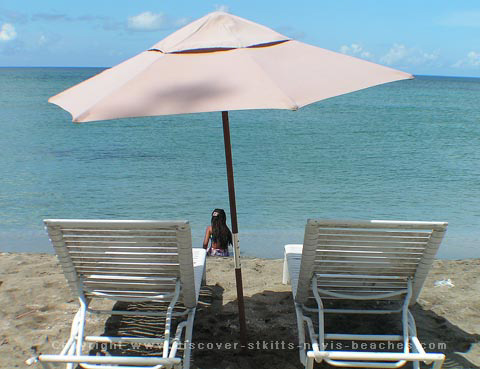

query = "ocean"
0;67;479;259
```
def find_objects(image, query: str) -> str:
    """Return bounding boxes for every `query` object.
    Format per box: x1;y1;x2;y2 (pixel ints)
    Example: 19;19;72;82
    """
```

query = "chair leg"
306;351;316;369
295;303;308;367
182;310;196;369
282;252;290;284
75;298;88;356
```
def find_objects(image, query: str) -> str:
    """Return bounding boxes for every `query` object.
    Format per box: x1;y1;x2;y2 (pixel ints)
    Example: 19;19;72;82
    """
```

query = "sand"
0;253;478;369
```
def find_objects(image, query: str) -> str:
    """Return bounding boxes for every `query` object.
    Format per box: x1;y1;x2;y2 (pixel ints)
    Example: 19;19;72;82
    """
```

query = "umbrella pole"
221;111;248;348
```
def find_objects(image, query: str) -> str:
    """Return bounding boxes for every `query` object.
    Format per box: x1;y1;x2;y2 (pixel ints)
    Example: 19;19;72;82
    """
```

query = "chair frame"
283;219;448;369
27;219;206;369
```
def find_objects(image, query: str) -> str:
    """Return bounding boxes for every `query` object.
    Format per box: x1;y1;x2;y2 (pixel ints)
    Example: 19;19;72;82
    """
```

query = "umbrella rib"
242;44;299;110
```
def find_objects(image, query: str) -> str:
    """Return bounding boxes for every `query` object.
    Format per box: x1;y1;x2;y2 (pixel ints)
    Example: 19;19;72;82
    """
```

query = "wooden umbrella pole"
221;111;248;348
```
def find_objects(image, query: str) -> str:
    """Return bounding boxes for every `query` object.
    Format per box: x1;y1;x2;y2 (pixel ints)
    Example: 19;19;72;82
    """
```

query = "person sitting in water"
203;208;232;256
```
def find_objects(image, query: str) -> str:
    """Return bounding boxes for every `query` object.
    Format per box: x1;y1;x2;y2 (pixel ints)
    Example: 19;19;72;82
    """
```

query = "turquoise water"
1;67;479;259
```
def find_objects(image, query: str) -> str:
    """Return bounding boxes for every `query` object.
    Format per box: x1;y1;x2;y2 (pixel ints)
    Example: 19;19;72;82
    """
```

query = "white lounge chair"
283;219;448;369
28;219;206;369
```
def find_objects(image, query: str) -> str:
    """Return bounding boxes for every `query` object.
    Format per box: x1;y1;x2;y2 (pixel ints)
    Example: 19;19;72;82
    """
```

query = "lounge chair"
283;219;448;369
27;219;206;369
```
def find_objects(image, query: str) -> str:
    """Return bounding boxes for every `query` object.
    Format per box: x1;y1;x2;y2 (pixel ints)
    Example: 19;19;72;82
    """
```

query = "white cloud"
453;51;480;68
0;23;17;42
127;11;167;31
410;51;438;64
339;43;374;60
380;44;439;66
215;5;230;12
380;43;407;65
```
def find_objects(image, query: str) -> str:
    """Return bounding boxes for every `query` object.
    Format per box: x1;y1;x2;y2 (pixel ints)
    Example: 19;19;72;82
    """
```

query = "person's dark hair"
211;208;232;251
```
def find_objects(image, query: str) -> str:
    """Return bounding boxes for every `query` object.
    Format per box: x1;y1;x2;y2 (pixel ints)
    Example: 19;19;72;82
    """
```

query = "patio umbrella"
49;11;413;346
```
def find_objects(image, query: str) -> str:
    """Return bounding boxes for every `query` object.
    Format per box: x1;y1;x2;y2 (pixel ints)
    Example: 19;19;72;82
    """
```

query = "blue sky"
1;1;480;77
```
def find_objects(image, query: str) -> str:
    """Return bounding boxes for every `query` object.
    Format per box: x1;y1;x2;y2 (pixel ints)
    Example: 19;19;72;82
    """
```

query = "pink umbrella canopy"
49;11;413;347
50;11;412;122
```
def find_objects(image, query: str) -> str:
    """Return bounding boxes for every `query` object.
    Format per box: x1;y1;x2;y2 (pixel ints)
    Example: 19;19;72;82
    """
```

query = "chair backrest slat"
45;219;197;308
296;219;447;305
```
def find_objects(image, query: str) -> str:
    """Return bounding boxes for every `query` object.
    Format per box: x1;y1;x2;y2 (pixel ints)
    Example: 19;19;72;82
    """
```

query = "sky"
1;0;480;77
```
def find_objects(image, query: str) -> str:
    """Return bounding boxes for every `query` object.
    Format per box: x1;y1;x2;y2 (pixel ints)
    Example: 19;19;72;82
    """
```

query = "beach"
0;252;478;369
